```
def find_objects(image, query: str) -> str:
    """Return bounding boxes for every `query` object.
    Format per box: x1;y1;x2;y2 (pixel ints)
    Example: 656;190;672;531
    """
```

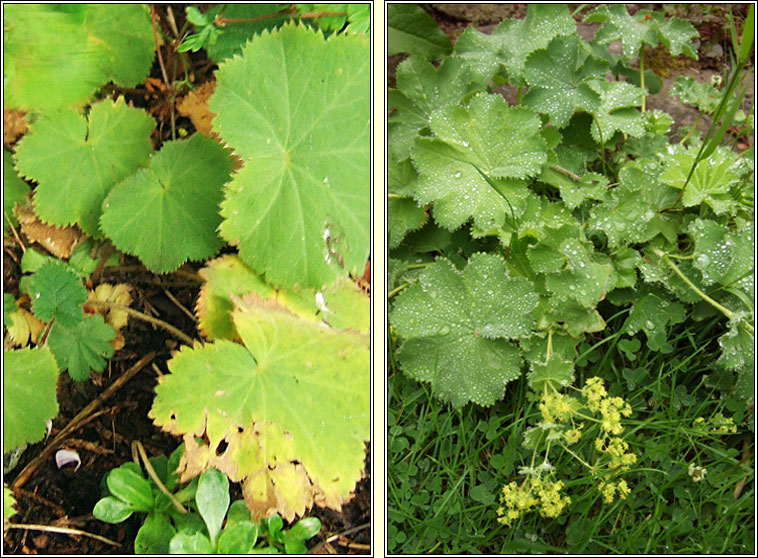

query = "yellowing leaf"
86;284;132;332
6;306;45;347
150;294;369;521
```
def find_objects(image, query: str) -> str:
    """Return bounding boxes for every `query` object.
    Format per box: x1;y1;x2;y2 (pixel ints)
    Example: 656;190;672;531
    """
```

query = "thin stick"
4;212;26;252
89;244;116;286
6;524;119;546
163;288;197;322
309;522;370;554
133;441;188;513
151;5;171;90
12;352;156;490
87;300;195;346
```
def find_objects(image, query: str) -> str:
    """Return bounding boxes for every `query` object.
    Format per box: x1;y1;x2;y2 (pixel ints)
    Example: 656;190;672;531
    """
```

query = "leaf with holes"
4;347;59;451
390;253;539;407
14;98;155;236
210;23;369;289
100;134;233;273
149;294;369;521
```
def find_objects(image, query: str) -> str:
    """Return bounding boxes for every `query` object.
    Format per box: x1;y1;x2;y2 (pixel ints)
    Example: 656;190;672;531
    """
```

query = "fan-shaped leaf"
4;347;59;452
390;253;538;407
210;23;369;289
14;98;155;236
150;294;369;521
47;314;116;381
100;134;233;273
29;260;87;327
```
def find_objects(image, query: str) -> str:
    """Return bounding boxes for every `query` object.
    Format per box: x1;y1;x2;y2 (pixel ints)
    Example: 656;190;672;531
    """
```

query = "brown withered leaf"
15;202;85;259
177;81;217;138
4;108;28;147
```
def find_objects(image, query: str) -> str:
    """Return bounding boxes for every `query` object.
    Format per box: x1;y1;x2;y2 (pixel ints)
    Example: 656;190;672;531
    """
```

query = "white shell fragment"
55;449;81;471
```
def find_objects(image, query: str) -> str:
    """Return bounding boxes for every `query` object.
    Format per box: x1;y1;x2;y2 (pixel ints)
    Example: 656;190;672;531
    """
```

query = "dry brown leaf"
15;202;85;259
4;108;28;147
6;307;46;347
177;81;217;138
86;283;132;332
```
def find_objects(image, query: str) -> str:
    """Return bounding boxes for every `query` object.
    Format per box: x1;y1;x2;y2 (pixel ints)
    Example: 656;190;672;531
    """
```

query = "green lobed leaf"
205;4;292;62
387;4;452;60
543;238;614;309
4;5;154;110
717;314;754;401
659;144;742;216
389;55;483;162
5;485;17;523
29;260;87;327
46;314;116;382
587;79;645;143
3;150;30;232
390;253;538;407
455;4;575;87
4;293;17;328
670;76;721;114
100;134;233;273
389;158;426;249
3;347;59;452
528;355;575;393
522;35;606;128
150;294;369;521
411;93;545;233
14;98;155;236
211;23;369;289
623;293;686;352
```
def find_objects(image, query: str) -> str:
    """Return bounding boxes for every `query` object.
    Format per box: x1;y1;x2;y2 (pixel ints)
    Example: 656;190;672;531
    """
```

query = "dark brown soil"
4;5;370;554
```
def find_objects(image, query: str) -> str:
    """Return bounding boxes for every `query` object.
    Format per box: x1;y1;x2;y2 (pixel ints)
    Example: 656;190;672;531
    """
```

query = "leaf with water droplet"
390;253;539;407
623;293;685;352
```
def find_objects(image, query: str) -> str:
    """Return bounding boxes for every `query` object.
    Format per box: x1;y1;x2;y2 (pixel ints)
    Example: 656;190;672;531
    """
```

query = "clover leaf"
150;294;369;521
390;253;538;407
523;35;607;128
14;98;155;237
4;347;59;452
411;93;545;233
211;23;369;289
100;134;233;273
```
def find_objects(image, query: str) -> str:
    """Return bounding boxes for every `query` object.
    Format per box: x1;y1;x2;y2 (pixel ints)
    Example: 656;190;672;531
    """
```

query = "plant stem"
86;300;196;345
133;440;188;513
388;284;409;298
640;47;646;113
5;524;119;546
657;250;753;333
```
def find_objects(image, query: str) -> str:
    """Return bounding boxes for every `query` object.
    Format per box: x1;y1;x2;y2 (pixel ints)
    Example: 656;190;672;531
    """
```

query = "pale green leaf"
29;260;86;327
100;134;233;273
587;79;645;143
389;56;482;162
659;144;741;215
4;485;17;523
149;295;369;521
387;4;452;60
411;93;544;232
670;76;721;114
390;254;538;407
528;355;575;392
211;23;369;289
523;35;606;128
47;314;116;381
455;4;575;87
4;5;154;110
14;98;155;236
624;293;686;352
196;469;229;546
3;347;59;452
717;315;754;401
543;238;614;308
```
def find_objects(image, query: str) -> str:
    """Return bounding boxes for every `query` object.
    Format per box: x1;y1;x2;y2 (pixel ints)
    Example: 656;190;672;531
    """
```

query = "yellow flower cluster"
693;412;737;434
496;475;571;526
597;477;631;504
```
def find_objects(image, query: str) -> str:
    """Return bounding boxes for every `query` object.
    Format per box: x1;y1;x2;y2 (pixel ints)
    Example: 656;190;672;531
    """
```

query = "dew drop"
645;320;655;330
454;171;462;178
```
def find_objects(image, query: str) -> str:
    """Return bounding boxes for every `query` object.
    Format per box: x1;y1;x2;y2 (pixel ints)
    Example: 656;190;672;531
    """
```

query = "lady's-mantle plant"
4;3;370;527
388;4;753;406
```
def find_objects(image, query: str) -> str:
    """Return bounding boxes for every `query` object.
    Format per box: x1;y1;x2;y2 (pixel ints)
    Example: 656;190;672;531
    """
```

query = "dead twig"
5;524;119;546
12;352;156;490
